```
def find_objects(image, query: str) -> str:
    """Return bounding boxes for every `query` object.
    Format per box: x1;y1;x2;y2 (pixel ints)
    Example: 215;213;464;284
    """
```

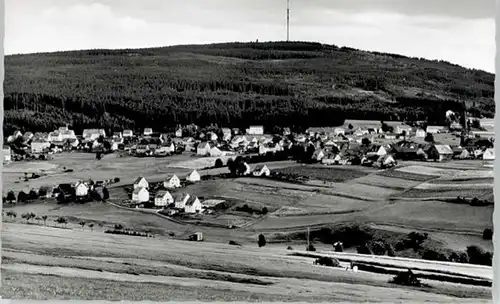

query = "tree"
56;217;68;228
261;207;268;215
258;234;266;247
28;189;39;200
80;221;86;230
357;244;372;255
102;187;110;200
42;215;48;225
381;122;390;133
385;244;396;257
424;133;434;143
483;228;493;240
35;216;42;224
214;158;223;168
466;245;490;265
88;223;95;231
227;158;236;175
361;137;371;146
370;241;386;255
18;191;29;203
406;232;428;250
306;244;316;251
333;242;343;252
6;191;16;203
348;124;354;130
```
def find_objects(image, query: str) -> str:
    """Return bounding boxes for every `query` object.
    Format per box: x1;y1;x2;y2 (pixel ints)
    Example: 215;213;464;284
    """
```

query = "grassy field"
2;154;494;300
1;223;492;302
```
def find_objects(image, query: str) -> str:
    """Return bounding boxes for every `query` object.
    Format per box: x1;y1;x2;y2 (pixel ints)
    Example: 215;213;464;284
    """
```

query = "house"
396;125;412;135
207;132;218;141
60;129;77;141
143;128;153;136
123;130;133;138
133;176;149;189
82;129;106;141
252;165;271;177
189;232;204;241
154;190;174;207
112;132;123;139
57;183;75;201
426;126;446;134
174;193;191;209
29;139;49;154
135;145;150;155
483;148;495;160
375;145;389;156
258;143;280;155
415;129;426;138
377;154;397;168
427;144;454;162
334;128;346;136
155;142;175;156
283;127;291;136
48;131;63;142
322;153;342;165
23;132;34;142
3;146;12;163
37;186;54;198
132;187;149;203
13;130;23;139
449;122;463;131
209;146;223;157
246;125;264;135
186;170;201;182
222;128;232;141
164;175;181;189
184;196;202;213
75;182;89;197
197;142;212;156
456;148;471;160
175;127;183;138
312;149;326;161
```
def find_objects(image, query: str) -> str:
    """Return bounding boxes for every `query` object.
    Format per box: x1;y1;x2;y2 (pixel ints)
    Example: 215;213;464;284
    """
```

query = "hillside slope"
4;41;495;134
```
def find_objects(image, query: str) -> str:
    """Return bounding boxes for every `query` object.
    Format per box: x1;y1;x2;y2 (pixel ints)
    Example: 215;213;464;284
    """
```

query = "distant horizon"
4;40;494;74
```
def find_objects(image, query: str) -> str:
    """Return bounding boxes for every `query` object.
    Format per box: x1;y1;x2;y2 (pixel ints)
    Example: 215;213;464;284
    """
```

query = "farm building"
415;129;426;138
37;186;54;198
427;144;454;162
186;170;201;182
253;165;271;177
426;126;446;134
82;129;106;141
57;183;75;201
3;146;12;163
197;142;220;156
175;127;183;137
483;148;495;160
132;187;149;203
123;130;133;138
143;128;153;136
60;129;77;141
190;232;204;241
184;196;202;213
74;182;89;197
48;131;63;142
311;149;325;161
396;125;412;135
154;190;174;207
377;154;396;168
456;148;471;160
133;177;149;189
164;175;181;189
246;125;264;135
174;193;191;209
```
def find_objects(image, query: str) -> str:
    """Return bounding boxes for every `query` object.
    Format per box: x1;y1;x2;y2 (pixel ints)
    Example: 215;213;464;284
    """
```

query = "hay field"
1;223;491;302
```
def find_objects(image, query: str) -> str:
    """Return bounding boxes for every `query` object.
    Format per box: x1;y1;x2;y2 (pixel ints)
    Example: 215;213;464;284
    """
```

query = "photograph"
1;0;495;302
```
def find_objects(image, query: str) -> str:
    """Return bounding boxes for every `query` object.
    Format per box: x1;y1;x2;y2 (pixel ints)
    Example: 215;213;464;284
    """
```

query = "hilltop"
4;41;495;134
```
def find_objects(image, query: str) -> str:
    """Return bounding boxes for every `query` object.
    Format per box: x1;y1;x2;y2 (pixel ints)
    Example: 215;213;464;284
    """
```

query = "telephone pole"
286;0;290;42
307;226;310;249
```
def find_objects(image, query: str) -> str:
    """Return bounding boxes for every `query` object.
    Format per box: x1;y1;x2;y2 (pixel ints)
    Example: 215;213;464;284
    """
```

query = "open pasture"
1;223;491;302
376;169;438;182
274;165;374;183
400;187;493;199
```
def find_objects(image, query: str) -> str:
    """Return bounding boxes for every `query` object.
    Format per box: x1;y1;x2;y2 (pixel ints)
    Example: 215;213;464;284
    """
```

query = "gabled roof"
174;193;189;201
134;176;147;184
434;144;453;155
185;196;199;206
155;190;171;198
133;187;147;195
165;174;179;181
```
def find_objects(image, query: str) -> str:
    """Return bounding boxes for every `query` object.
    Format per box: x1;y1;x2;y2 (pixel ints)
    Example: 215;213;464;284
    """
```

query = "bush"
390;270;422;287
214;158;223;168
406;232;428;250
466;245;492;266
386;244;396;257
357;244;372;255
258;234;266;247
483;228;493;240
229;240;241;246
287;246;293;250
333;242;343;252
314;256;340;267
422;249;448;262
370;241;386;256
261;207;268;215
114;177;120;183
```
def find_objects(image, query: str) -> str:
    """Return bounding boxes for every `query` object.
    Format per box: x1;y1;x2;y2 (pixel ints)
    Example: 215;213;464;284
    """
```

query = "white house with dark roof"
143;128;153;136
483;148;495;160
123;130;133;138
133;176;149;189
186;170;201;182
164;174;181;189
174;193;191;209
132;187;149;203
252;165;271;177
184;196;202;213
155;190;174;207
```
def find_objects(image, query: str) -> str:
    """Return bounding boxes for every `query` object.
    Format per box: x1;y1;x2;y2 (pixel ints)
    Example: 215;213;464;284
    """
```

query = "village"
2;111;495;222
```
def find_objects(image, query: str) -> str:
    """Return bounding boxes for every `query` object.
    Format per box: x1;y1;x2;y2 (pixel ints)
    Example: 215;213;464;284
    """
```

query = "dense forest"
4;41;495;135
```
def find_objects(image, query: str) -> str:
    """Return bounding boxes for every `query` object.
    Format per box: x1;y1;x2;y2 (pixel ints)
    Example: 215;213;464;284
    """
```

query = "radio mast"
286;0;290;42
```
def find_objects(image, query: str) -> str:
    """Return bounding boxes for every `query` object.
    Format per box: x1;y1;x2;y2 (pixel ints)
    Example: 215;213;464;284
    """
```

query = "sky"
5;0;496;73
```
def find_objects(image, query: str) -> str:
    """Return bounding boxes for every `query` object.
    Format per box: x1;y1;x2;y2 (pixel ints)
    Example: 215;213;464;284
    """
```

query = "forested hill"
4;41;495;135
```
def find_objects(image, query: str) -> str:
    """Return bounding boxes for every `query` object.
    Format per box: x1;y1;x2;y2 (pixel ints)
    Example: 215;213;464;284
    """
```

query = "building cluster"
3;118;495;165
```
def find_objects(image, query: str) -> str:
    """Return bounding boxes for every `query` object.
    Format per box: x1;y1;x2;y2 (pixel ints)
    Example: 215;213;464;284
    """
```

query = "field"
2;153;494;300
1;223;492;302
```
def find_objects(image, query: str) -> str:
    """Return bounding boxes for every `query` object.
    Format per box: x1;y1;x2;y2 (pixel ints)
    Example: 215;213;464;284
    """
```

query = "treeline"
4;41;494;134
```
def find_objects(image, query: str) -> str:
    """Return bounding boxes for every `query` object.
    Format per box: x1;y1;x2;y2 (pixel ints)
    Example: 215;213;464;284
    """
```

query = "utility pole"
306;226;310;249
286;0;290;42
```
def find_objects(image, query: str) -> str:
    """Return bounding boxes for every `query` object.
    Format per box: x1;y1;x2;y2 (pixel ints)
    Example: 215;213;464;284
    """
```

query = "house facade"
427;144;454;162
252;165;271;177
186;170;201;182
132;187;149;203
184;196;202;213
246;125;264;135
483;148;495;160
154;190;174;207
31;140;51;154
133;177;149;189
174;193;191;209
164;175;181;189
3;146;12;163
